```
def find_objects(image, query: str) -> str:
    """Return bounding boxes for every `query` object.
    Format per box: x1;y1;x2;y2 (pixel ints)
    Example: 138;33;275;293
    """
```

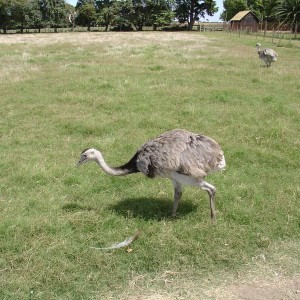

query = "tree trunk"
188;1;195;31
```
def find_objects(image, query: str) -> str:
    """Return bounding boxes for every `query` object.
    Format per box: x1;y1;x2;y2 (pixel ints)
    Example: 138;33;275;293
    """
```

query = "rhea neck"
92;150;136;176
256;45;261;53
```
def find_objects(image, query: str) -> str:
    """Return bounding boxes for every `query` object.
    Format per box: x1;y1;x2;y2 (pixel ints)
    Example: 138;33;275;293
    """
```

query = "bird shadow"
108;197;197;221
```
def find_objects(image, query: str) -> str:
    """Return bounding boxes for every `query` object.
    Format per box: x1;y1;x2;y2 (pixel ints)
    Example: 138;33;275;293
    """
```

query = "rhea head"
77;148;99;166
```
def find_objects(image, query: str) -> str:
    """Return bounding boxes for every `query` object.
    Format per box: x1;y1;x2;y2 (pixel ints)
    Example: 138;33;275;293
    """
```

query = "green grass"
0;32;299;299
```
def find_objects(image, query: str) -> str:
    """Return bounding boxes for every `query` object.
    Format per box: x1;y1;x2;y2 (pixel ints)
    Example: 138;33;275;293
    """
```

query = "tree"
0;0;12;33
48;0;68;32
0;0;44;33
175;0;217;30
76;0;97;30
109;0;172;31
247;0;278;21
220;0;247;21
10;0;32;33
96;0;115;31
28;0;44;31
97;6;112;30
38;0;68;32
111;0;134;30
147;0;174;29
130;0;148;30
1;0;68;32
275;0;300;34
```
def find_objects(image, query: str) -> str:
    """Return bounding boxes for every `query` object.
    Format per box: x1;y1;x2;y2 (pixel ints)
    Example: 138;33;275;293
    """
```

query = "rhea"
77;129;226;221
256;43;278;67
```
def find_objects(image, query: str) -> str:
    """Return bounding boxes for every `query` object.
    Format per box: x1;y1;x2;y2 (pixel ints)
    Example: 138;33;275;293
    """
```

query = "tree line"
0;0;71;33
0;0;218;33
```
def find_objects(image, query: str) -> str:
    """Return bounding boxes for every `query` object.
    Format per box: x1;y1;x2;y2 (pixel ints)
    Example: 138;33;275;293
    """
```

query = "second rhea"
256;43;278;67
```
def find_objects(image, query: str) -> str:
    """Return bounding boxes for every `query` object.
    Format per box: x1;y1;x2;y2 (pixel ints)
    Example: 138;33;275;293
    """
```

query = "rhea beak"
76;155;86;167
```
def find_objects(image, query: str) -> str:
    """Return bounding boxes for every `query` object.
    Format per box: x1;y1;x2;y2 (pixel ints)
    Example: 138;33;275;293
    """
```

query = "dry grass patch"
0;32;211;47
0;52;40;82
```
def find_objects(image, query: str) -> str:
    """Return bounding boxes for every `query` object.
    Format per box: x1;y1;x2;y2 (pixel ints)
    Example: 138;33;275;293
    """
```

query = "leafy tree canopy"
175;0;217;30
274;0;300;32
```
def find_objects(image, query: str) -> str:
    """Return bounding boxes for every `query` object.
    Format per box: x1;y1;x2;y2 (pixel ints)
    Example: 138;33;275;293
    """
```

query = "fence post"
264;19;267;39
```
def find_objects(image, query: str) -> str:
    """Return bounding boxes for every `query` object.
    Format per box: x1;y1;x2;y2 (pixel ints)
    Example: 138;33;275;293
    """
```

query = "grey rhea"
77;129;226;221
256;43;278;67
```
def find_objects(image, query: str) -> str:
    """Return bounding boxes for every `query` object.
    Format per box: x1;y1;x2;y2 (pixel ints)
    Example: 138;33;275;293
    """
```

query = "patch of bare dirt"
213;275;300;300
118;274;300;300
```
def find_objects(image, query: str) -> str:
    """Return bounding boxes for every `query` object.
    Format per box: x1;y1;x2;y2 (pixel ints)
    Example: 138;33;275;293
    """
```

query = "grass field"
0;32;299;299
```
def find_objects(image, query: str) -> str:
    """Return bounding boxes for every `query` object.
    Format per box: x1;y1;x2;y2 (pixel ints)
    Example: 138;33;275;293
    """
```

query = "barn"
230;10;259;32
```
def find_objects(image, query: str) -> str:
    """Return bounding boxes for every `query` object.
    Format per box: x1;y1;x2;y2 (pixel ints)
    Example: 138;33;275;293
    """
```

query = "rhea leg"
172;180;182;217
199;180;216;222
170;172;217;221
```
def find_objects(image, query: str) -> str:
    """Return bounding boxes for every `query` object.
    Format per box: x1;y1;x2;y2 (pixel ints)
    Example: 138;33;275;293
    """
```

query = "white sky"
206;0;224;22
66;0;224;22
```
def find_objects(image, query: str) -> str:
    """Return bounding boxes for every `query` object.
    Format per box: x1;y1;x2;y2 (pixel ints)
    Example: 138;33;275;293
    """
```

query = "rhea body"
256;43;278;67
77;129;226;221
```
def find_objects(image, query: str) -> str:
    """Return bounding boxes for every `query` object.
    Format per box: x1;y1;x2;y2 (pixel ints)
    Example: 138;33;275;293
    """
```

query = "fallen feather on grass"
90;230;141;250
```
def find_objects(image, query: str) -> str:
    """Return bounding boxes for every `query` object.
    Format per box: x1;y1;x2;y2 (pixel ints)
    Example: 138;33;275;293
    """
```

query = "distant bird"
256;43;278;67
77;129;226;221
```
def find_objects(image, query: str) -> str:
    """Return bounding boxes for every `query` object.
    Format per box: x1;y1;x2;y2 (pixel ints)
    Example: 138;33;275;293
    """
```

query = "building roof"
230;10;258;21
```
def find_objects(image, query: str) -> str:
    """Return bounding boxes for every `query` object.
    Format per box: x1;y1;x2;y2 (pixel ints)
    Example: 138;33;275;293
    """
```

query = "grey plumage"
256;43;278;67
77;129;226;221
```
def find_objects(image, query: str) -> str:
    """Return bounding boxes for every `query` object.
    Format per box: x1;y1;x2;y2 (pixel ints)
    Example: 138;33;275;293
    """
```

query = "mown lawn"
0;32;299;299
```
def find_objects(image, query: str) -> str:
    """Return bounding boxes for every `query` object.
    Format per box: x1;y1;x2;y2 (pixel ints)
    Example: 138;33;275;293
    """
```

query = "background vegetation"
0;32;299;299
222;0;300;33
0;0;299;33
0;0;217;33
